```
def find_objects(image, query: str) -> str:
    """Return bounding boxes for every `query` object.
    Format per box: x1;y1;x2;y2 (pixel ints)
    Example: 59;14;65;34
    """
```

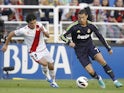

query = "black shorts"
74;45;100;67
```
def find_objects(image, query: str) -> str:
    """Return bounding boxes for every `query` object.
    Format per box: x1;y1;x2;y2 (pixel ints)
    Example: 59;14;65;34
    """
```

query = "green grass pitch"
0;79;124;93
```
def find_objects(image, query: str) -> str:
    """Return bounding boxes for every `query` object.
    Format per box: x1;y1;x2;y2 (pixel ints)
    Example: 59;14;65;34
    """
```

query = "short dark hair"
26;13;36;23
78;9;88;15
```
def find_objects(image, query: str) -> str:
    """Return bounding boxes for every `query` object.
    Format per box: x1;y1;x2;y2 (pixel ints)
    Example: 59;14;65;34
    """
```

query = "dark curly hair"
26;13;36;23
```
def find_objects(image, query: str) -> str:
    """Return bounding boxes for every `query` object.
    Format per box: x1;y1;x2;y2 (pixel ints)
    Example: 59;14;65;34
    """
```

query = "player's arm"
2;31;15;52
40;26;49;38
60;26;71;45
60;33;71;45
60;21;76;44
93;25;112;52
43;31;49;38
60;34;76;47
60;22;77;47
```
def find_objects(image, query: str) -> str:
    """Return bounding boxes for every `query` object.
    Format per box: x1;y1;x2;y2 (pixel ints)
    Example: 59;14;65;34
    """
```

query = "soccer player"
1;13;59;88
60;9;123;88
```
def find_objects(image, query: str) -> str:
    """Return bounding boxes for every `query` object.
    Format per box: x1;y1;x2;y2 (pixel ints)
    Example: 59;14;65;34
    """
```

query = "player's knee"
48;63;54;70
39;61;48;66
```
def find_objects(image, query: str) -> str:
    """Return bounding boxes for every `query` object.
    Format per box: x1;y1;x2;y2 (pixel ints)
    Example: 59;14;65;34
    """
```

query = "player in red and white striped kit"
1;13;59;88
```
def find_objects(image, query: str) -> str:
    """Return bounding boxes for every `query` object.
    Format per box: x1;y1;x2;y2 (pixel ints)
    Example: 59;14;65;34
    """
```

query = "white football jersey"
14;22;48;52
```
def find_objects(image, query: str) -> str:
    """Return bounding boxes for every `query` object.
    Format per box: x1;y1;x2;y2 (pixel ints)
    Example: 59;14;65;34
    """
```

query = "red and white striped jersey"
14;22;47;52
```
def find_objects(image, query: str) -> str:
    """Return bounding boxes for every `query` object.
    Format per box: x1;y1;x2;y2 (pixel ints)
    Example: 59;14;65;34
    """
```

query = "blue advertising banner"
0;43;124;79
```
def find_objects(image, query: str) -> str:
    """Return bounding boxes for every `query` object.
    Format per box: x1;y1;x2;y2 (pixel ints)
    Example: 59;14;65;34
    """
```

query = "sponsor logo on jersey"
77;34;90;39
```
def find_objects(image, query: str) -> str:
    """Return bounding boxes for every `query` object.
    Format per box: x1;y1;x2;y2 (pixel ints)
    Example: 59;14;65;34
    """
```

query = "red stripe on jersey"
30;25;41;53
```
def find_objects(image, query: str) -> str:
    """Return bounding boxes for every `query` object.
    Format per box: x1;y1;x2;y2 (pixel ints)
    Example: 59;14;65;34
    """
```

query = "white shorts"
29;48;54;63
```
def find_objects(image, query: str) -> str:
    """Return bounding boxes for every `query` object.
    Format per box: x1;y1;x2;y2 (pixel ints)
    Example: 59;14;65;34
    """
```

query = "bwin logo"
77;34;90;39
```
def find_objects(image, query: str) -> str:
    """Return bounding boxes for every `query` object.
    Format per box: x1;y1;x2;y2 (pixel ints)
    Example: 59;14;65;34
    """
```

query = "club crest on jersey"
77;30;81;33
87;29;91;33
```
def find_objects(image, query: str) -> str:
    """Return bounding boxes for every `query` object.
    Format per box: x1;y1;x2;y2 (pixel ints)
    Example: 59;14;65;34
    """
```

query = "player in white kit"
1;13;59;88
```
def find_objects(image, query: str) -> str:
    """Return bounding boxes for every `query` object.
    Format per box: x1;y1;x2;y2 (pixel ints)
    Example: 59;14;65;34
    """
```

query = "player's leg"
88;46;106;88
94;53;123;88
43;49;59;88
48;62;59;88
48;63;55;82
30;51;58;88
43;50;56;82
94;53;116;80
39;58;58;88
75;46;105;88
38;57;52;82
29;52;52;81
85;63;105;88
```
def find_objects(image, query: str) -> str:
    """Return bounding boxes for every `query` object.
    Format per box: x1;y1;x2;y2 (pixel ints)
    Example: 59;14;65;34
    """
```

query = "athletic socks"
103;64;116;81
42;66;52;80
89;72;99;80
42;66;59;88
49;70;55;82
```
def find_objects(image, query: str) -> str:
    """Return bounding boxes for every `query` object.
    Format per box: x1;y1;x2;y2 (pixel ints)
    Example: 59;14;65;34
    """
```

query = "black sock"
89;72;99;80
103;64;116;81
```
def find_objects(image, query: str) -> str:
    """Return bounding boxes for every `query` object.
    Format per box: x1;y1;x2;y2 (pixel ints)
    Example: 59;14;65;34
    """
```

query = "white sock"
42;66;51;80
114;80;118;83
49;70;56;82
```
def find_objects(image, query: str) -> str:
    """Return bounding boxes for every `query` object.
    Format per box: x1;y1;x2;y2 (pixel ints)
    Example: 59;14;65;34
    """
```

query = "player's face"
78;13;88;26
28;20;37;29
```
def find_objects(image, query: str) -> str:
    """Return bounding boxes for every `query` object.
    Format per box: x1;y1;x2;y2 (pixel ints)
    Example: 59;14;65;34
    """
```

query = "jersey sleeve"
60;24;74;44
38;22;48;32
14;27;25;36
60;21;78;44
92;25;111;51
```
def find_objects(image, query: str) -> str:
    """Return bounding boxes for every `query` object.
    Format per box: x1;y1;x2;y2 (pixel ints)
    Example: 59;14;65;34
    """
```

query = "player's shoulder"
16;25;28;31
14;25;28;35
66;21;79;31
87;20;94;26
87;20;98;28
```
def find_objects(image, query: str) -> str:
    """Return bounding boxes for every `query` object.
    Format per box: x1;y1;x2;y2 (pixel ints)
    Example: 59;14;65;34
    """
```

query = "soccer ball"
76;76;88;88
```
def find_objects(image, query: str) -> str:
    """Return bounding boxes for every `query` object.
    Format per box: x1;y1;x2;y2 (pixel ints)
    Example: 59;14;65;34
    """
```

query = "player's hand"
40;27;44;32
108;49;113;54
69;42;75;48
1;44;8;52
